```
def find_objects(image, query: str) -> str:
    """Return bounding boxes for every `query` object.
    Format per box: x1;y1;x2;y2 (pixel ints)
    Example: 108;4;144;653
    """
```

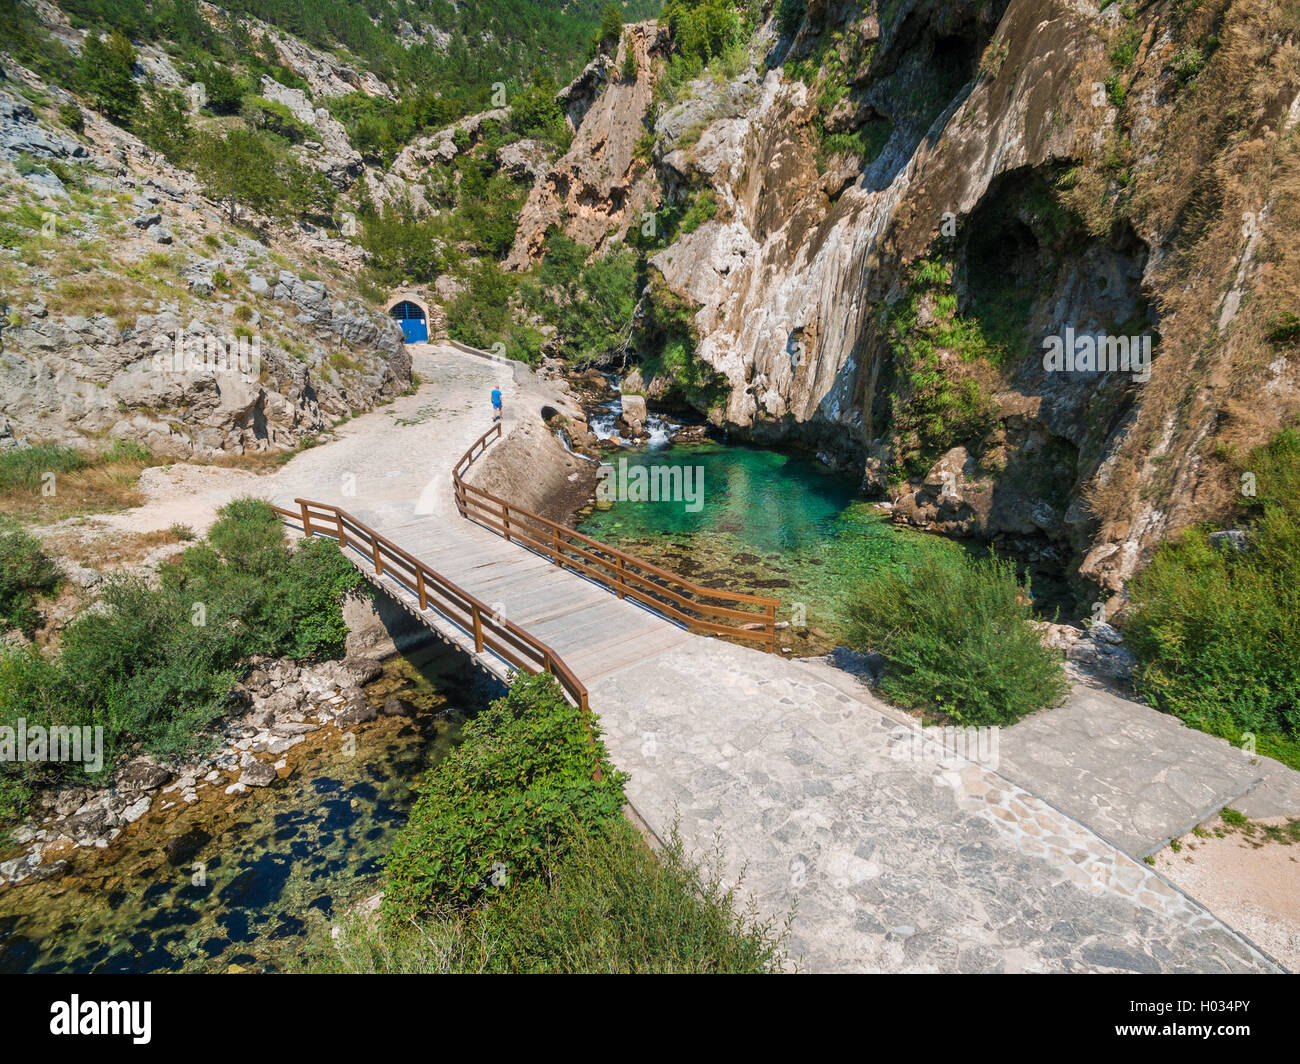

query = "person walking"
491;386;503;422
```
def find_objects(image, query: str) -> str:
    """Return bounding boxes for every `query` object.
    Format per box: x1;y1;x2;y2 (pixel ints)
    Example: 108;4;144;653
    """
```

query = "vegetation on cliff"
1127;426;1300;768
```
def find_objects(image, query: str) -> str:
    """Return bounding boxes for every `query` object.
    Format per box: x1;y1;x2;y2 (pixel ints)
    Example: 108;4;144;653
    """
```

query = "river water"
577;439;1072;654
0;641;478;974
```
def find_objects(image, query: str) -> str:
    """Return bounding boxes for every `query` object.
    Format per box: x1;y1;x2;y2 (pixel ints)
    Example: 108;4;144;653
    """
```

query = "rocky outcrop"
364;107;511;212
0;70;410;458
0;93;88;161
258;77;363;188
594;0;1300;596
1;275;408;457
255;19;393;100
506;22;669;267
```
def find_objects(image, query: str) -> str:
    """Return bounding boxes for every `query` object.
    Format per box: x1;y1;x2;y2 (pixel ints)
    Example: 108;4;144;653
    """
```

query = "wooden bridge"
275;423;780;713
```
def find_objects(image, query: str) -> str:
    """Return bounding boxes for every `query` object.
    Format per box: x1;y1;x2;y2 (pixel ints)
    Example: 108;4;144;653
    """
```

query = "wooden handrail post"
416;567;426;610
472;604;483;652
300;501;312;538
338;518;347;552
616;556;625;600
502;502;511;544
551;525;560;564
372;535;383;577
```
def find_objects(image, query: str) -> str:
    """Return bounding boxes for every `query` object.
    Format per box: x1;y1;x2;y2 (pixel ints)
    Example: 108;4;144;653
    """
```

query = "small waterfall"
586;373;679;448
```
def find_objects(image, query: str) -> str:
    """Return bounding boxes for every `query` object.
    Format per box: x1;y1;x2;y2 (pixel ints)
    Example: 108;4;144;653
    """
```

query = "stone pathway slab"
997;680;1272;858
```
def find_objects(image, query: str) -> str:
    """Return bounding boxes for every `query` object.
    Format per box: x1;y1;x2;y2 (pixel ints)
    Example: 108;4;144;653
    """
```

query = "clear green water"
578;441;967;653
0;641;481;974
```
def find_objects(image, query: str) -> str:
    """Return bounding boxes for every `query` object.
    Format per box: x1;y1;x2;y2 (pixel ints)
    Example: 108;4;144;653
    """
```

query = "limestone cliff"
507;21;670;268
538;0;1300;599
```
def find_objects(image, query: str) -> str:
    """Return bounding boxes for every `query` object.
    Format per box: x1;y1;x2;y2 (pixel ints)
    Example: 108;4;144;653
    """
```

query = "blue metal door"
390;301;428;343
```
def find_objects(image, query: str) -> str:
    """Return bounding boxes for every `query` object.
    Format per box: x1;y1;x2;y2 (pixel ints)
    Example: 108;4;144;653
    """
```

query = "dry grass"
43;526;190;570
0;450;154;521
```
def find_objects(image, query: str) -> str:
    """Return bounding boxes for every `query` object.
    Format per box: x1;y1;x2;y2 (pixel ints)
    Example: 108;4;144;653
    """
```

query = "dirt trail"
84;344;516;538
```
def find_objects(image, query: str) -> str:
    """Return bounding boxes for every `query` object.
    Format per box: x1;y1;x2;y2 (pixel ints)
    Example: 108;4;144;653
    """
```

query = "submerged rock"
238;761;277;788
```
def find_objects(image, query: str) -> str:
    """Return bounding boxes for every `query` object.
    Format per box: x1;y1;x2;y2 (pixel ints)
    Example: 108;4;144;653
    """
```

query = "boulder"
335;699;378;727
238;761;278;788
115;758;172;796
1208;530;1248;552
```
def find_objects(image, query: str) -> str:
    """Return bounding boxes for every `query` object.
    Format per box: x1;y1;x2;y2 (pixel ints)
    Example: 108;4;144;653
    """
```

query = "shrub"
0;498;366;817
663;0;743;66
382;672;626;921
58;104;84;134
0;516;60;635
318;819;787;973
880;257;1000;478
620;32;638;81
1126;428;1300;762
847;551;1068;725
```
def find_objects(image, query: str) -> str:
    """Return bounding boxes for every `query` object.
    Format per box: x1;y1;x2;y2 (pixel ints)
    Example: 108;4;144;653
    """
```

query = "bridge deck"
376;515;694;685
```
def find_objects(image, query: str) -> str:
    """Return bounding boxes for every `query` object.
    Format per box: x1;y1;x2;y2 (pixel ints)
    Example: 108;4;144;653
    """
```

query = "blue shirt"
491;388;502;408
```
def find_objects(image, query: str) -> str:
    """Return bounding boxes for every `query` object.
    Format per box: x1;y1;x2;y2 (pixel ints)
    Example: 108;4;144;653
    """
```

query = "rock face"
365;107;511;212
1;274;408;457
258;77;363;188
0;93;88;161
506;23;669;267
552;1;1300;593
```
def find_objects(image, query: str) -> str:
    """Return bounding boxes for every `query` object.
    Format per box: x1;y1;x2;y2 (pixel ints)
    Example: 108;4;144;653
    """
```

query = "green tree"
77;30;140;124
596;3;623;52
191;128;283;221
135;89;193;160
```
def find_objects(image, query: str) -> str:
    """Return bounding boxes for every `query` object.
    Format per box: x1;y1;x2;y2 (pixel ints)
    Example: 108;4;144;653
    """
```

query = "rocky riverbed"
0;639;484;973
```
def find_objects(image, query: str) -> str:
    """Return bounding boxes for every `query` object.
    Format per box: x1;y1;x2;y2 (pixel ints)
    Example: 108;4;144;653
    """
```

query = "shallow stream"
0;641;478;974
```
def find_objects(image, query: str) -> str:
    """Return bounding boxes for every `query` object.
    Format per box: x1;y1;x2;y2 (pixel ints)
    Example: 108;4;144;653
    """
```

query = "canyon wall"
552;0;1300;600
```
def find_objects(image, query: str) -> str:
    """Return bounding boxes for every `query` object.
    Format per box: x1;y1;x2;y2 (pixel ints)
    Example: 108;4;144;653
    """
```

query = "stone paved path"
591;643;1278;972
997;678;1270;858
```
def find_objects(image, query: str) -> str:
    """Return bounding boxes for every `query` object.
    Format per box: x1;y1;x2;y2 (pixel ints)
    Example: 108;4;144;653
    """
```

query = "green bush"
0;516;60;635
58;103;85;134
382;672;627;921
0;498;366;820
317;818;787;973
880;258;1000;479
848;551;1068;725
663;0;743;65
1126;428;1300;762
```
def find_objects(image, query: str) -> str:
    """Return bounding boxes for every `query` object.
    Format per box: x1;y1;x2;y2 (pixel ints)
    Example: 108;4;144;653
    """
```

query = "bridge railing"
452;424;780;652
270;496;590;715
